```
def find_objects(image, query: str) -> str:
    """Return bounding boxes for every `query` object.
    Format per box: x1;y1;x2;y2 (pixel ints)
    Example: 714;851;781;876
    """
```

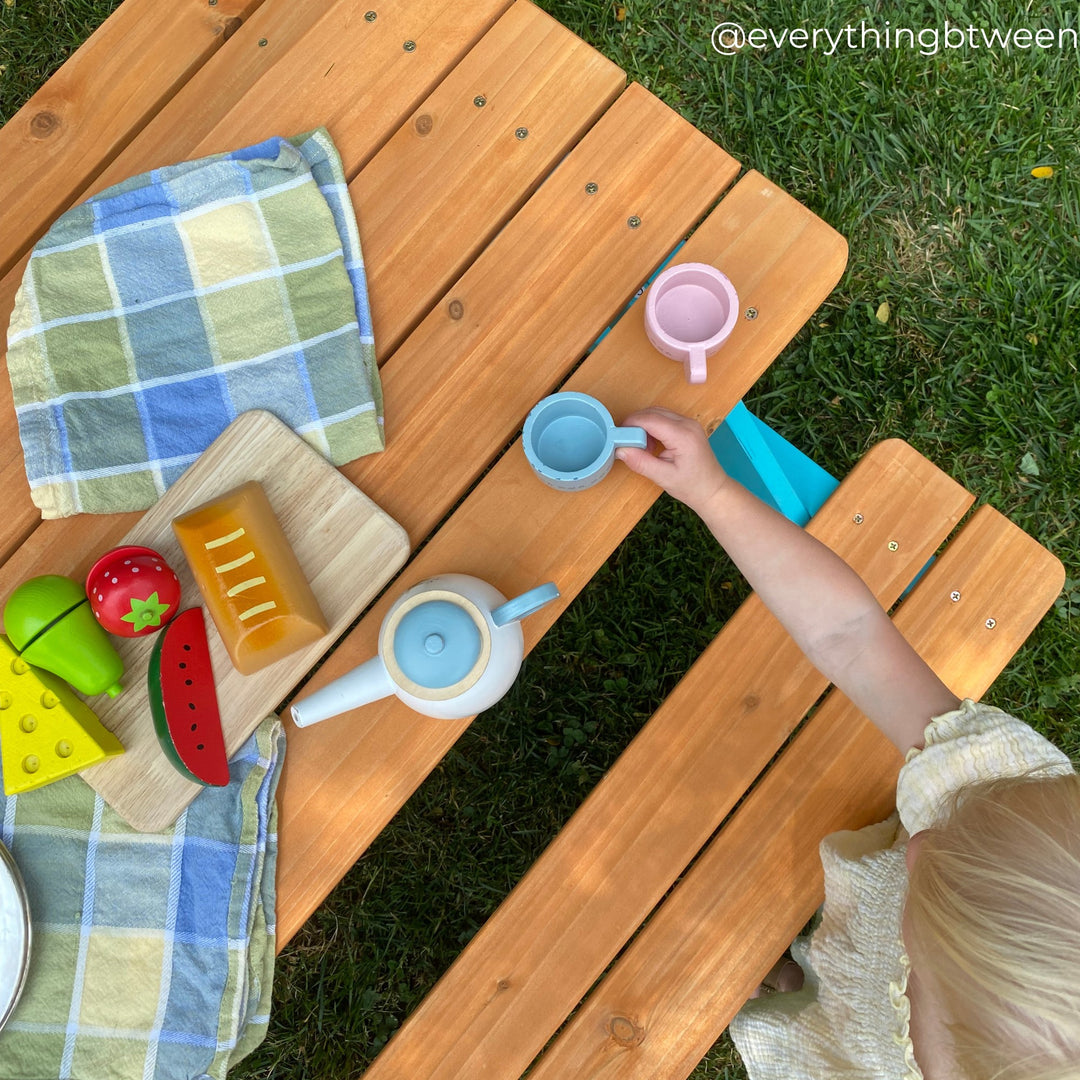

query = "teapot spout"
491;582;560;628
290;656;395;727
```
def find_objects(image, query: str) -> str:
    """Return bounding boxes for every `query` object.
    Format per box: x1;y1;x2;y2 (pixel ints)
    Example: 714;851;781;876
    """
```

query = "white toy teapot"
290;574;560;724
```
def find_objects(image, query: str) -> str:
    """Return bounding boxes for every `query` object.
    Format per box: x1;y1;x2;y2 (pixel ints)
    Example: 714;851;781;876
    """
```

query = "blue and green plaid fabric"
0;717;284;1080
6;129;383;518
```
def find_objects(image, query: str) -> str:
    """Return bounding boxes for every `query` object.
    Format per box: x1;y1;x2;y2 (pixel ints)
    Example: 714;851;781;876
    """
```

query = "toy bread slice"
0;635;124;795
172;481;329;675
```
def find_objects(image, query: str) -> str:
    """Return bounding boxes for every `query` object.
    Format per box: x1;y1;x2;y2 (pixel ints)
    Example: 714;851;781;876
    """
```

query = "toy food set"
0;636;124;795
172;480;330;675
2;575;125;698
39;410;408;833
86;546;182;637
148;609;229;787
292;574;559;725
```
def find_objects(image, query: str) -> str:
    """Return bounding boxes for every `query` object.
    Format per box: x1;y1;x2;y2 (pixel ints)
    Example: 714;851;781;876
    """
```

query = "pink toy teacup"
644;262;739;384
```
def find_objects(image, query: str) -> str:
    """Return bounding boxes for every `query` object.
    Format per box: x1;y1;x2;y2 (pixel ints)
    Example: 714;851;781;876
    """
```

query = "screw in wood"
258;38;268;46
474;95;487;107
403;40;416;51
627;215;642;228
515;127;529;139
985;618;997;629
852;514;864;524
364;10;377;20
888;541;899;551
585;182;599;194
950;591;961;602
745;307;758;320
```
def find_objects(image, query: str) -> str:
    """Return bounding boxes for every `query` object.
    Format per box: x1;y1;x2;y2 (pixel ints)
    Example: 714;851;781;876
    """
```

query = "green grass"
4;0;1079;1076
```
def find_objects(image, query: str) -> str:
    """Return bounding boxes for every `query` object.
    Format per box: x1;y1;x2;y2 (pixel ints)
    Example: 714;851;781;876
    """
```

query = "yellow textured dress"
728;699;1074;1078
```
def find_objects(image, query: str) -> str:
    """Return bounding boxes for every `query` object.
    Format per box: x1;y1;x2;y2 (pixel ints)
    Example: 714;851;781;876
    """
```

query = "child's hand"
615;407;728;512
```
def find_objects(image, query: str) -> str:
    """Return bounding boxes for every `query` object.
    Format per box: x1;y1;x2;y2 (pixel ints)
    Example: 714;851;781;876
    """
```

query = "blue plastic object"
710;402;933;596
392;600;483;690
709;401;839;526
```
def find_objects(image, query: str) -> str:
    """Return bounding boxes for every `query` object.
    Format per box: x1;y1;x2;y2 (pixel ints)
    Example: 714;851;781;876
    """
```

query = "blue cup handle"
612;426;648;450
491;583;561;628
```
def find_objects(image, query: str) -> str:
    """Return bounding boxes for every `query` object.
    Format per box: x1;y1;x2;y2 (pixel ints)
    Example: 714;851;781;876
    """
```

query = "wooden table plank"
530;505;1064;1079
355;1;626;357
277;170;847;947
0;82;726;597
110;0;515;176
339;83;738;545
0;0;268;282
0;0;514;565
357;441;972;1080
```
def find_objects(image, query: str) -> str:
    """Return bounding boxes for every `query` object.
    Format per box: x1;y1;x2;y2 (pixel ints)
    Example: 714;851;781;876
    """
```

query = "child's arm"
616;407;959;753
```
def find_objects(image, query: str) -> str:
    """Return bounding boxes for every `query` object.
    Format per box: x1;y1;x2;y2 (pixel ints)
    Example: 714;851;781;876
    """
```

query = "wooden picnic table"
5;1;1062;1077
0;0;844;924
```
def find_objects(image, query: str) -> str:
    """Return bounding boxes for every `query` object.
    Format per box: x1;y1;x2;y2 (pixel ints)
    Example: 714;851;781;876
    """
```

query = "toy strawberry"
85;545;182;637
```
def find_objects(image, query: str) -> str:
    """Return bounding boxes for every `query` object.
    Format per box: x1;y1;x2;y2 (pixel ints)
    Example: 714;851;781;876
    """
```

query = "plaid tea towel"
6;128;383;518
0;717;284;1080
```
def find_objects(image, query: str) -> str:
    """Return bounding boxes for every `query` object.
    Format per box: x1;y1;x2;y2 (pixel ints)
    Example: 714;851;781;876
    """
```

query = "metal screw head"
585;182;599;194
745;307;758;320
985;618;997;629
515;127;529;140
852;514;864;524
258;37;268;47
364;9;377;20
403;39;416;51
950;591;961;602
888;541;899;551
208;0;218;6
627;215;642;229
474;95;487;107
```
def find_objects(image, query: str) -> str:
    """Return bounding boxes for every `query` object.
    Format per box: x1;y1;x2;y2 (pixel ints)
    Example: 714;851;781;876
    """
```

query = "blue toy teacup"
523;392;647;491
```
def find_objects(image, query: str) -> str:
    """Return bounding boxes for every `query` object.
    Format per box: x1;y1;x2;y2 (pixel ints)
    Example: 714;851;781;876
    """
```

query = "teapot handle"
491;582;560;628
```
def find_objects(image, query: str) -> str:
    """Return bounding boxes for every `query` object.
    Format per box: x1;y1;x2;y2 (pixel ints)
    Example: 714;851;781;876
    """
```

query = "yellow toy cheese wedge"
0;635;124;795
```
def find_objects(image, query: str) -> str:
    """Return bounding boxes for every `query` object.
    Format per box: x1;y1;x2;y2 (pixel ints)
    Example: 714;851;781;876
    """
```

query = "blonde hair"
904;770;1080;1080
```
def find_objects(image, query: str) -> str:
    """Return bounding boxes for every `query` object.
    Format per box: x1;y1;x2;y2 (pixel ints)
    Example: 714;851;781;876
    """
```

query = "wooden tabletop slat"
0;82;727;607
356;440;972;1080
274;85;743;942
530;505;1064;1079
274;170;847;948
108;0;515;178
0;0;266;283
338;83;738;546
0;0;514;565
355;1;626;357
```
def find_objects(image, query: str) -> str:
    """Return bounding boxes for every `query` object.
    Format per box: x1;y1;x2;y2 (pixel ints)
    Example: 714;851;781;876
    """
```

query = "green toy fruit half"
147;608;229;786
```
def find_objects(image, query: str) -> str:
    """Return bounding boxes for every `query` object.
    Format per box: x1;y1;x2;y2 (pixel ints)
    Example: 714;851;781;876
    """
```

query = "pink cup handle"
685;346;707;384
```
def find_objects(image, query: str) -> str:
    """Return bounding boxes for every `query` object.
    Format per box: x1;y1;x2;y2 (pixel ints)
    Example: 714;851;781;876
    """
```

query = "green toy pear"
3;575;125;698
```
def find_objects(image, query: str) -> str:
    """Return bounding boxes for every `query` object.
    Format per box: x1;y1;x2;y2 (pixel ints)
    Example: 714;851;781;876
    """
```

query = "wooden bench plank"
355;1;626;356
0;0;267;282
276;169;847;947
0;0;514;563
293;443;969;1080
530;504;1064;1079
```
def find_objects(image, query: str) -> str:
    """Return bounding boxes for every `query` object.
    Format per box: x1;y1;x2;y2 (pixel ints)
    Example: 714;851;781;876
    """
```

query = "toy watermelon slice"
147;608;229;786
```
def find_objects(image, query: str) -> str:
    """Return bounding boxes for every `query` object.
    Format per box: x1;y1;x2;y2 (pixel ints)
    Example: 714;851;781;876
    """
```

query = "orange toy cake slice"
172;481;329;675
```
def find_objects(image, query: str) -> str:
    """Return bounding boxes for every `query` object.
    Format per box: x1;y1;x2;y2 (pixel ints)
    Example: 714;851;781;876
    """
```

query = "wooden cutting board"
78;410;410;832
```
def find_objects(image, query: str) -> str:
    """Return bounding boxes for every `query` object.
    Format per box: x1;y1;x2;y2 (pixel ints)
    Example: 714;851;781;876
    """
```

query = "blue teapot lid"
391;600;484;690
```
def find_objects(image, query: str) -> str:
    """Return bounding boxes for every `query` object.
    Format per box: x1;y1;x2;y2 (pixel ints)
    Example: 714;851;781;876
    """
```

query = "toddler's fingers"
616;443;672;486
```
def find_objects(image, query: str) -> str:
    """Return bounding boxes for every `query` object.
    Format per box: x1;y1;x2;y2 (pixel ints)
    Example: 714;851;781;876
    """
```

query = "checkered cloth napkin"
6;128;383;518
0;717;284;1080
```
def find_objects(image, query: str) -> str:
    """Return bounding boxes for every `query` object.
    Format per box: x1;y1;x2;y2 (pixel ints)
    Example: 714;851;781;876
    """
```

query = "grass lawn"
3;0;1079;1076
